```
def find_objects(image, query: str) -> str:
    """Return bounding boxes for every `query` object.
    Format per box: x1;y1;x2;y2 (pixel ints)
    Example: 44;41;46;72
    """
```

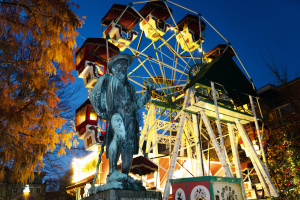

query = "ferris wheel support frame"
236;120;279;197
228;123;247;200
145;110;183;154
162;89;190;200
190;89;204;176
249;96;268;167
237;121;271;196
200;109;233;178
211;81;226;159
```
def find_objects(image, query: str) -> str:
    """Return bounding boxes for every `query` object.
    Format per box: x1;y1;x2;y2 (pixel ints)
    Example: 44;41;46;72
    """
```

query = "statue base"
83;189;162;200
89;173;146;194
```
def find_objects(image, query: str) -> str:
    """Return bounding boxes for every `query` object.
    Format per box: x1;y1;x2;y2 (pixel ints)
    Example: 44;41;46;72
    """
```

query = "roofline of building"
257;76;300;94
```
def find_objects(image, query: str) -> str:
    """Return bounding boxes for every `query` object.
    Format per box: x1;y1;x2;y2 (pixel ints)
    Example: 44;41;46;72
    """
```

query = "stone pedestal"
83;189;162;200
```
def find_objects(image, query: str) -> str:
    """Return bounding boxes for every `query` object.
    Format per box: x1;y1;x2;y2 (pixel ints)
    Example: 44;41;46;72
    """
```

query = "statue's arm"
135;79;153;109
135;90;151;109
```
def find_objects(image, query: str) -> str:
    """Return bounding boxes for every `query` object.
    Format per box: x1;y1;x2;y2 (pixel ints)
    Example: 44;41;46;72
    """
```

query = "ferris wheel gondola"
176;14;206;53
75;38;119;88
139;1;172;41
101;4;140;51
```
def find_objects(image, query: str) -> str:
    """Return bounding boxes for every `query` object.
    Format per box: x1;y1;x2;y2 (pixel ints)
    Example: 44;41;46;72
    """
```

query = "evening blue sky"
73;0;300;95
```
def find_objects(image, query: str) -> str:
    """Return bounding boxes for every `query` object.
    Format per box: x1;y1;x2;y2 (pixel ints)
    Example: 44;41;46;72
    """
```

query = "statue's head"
108;53;133;82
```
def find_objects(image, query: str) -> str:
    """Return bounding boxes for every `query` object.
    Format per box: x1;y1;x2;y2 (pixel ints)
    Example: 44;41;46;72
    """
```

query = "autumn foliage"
0;0;82;184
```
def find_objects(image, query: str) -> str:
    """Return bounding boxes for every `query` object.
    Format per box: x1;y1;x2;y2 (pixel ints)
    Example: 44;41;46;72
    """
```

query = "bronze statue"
89;53;153;193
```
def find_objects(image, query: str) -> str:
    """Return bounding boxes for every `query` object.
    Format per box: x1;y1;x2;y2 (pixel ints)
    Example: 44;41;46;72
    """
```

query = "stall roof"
185;53;257;98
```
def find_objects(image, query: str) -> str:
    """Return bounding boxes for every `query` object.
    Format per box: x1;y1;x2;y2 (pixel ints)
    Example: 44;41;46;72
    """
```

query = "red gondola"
75;38;119;88
75;99;98;139
139;1;172;21
102;4;140;51
176;14;206;52
139;1;172;41
75;99;106;150
102;4;140;33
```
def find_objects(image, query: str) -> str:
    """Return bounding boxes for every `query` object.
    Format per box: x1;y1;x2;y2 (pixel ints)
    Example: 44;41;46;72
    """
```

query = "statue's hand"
146;79;154;91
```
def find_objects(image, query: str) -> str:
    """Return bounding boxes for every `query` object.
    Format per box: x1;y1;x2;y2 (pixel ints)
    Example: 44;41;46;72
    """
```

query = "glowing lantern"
75;38;120;88
206;44;235;62
23;185;30;195
102;4;140;51
139;1;172;41
75;99;98;139
176;14;206;52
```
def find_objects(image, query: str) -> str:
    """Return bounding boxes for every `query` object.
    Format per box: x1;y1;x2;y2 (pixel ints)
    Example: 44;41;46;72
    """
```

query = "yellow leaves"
73;138;79;148
58;146;66;156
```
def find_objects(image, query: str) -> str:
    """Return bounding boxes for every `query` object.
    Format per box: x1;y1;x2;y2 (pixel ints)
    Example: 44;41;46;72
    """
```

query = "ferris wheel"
74;1;279;199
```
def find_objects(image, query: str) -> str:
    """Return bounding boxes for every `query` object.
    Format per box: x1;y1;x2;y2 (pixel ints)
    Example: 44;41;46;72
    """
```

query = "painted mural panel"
188;181;211;200
172;182;187;200
212;181;243;200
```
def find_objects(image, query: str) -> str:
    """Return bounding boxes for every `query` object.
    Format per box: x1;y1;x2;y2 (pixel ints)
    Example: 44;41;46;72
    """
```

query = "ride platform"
184;98;261;124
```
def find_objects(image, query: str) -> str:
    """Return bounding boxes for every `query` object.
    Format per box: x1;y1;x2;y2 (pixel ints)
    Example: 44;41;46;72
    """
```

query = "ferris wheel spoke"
130;49;158;85
171;42;180;83
155;48;190;81
129;48;167;92
147;59;165;89
111;38;188;76
135;39;153;58
166;0;198;14
127;57;149;76
128;76;165;99
156;49;189;78
132;0;161;5
127;77;145;88
152;41;165;78
135;30;144;54
156;31;176;50
129;49;154;79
